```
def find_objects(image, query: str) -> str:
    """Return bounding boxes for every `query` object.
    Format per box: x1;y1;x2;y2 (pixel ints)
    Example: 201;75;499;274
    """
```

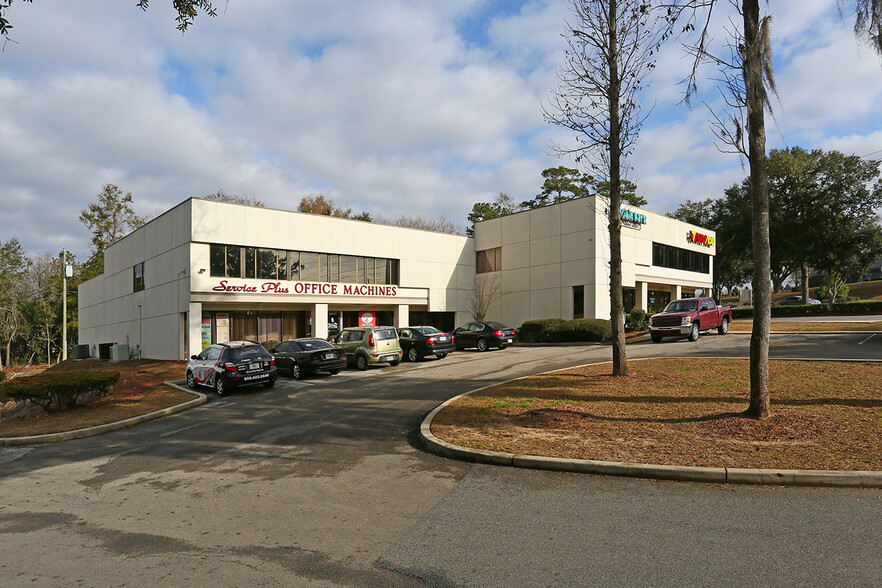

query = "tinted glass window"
244;248;256;279
210;245;226;277
274;342;291;353
340;256;357;283
414;327;441;335
300;252;320;281
299;340;334;350
229;345;272;361
707;299;716;310
197;347;211;360
257;249;277;279
375;328;397;340
485;322;507;329
207;346;221;360
700;300;709;311
227;247;241;278
665;300;699;312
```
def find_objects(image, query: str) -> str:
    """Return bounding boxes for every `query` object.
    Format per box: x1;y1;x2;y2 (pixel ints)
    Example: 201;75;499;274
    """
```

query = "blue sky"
2;1;882;260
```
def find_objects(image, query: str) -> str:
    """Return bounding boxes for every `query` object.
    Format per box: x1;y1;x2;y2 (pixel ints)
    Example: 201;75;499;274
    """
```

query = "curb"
0;382;207;447
419;360;882;488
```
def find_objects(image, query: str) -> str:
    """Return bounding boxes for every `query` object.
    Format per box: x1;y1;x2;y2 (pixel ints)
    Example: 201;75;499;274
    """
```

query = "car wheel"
356;354;368;371
215;375;226;396
291;363;302;380
407;347;420;362
186;370;196;389
688;323;700;342
436;353;448;359
651;334;662;343
718;317;729;335
263;380;275;389
329;369;340;375
476;338;489;352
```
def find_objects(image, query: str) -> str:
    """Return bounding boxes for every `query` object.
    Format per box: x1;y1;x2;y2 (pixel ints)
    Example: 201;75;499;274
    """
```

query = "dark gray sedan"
398;326;455;361
271;338;347;379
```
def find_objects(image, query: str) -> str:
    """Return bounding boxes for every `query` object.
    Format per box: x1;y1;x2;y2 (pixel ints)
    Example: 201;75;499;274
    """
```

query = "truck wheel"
651;334;662;343
718;317;729;335
688;323;700;342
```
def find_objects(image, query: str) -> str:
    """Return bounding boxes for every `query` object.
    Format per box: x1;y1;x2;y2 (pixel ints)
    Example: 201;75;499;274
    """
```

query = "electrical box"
111;344;130;361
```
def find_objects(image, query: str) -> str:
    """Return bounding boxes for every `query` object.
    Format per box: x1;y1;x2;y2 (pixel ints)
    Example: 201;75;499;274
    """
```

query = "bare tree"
378;214;464;235
204;189;265;207
544;0;658;377
665;0;882;418
467;274;504;321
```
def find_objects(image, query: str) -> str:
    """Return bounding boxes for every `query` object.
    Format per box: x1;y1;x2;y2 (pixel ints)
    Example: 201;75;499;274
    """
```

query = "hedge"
518;318;566;343
628;308;647;331
261;340;280;352
547;318;612;343
3;371;120;412
733;299;882;318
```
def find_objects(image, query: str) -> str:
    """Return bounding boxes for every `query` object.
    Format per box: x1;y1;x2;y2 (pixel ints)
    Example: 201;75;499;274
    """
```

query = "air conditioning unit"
73;344;91;360
111;344;130;361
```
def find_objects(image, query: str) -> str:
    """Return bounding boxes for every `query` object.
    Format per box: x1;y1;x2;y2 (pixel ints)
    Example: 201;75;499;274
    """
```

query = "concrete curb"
419;360;882;488
0;382;207;447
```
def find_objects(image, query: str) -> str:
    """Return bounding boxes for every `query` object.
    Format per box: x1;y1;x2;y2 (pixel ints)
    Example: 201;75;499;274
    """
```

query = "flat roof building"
78;195;715;360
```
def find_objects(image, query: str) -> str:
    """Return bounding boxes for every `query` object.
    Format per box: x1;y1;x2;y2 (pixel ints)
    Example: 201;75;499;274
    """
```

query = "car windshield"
414;327;442;335
228;345;272;361
663;300;699;313
298;340;334;350
374;328;397;341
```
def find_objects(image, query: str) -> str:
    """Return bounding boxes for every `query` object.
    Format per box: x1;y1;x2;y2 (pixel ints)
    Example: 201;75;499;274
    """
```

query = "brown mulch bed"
431;359;882;471
0;359;194;438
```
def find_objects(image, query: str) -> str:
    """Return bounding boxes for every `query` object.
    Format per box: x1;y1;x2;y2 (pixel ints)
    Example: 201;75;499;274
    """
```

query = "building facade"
78;198;475;360
78;195;715;360
473;195;716;327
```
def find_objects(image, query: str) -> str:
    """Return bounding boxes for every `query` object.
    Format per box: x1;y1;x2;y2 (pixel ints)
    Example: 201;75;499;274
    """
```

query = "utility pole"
62;249;71;361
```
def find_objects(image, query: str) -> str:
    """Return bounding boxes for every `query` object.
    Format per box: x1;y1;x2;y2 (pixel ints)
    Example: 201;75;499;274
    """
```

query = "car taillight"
512;329;516;335
451;336;455;343
427;337;435;345
368;333;375;346
224;362;238;372
270;359;275;366
493;330;504;337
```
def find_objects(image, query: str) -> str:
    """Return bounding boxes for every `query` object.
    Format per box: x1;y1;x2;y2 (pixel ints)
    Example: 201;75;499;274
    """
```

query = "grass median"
0;359;195;438
431;358;882;471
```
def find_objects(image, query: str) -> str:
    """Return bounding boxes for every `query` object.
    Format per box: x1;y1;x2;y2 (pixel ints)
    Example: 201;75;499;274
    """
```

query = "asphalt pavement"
0;333;879;587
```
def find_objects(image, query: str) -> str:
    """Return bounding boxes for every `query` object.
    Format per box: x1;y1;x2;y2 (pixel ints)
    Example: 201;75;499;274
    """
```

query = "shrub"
261;340;280;352
0;370;6;385
732;299;882;319
547;318;612;343
3;371;120;412
627;308;647;331
831;300;882;313
518;319;565;343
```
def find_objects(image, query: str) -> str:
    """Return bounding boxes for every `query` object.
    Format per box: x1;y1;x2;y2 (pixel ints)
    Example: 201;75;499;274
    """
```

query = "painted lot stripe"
158;422;205;437
858;334;876;345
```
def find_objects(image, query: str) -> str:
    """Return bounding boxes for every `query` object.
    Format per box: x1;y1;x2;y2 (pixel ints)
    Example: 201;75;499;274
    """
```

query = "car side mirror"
190;355;198;360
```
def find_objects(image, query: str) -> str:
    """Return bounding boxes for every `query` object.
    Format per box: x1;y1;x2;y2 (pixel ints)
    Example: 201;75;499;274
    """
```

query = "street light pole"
62;248;68;361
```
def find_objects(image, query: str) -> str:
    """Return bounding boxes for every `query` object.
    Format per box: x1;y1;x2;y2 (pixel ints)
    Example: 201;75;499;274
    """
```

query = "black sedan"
186;340;277;395
271;338;347;379
398;326;456;361
453;321;517;352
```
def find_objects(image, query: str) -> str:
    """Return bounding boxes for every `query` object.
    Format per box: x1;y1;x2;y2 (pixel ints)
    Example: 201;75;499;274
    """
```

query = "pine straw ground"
431;359;882;471
0;359;194;438
729;320;882;332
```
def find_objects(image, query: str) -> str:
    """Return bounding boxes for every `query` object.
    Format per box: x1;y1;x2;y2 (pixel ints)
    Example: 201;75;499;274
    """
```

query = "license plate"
243;373;269;382
384;355;396;362
438;336;448;342
323;353;335;360
506;338;513;343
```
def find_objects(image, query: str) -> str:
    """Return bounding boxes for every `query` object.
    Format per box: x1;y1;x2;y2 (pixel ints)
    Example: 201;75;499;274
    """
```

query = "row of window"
209;244;400;285
652;242;710;274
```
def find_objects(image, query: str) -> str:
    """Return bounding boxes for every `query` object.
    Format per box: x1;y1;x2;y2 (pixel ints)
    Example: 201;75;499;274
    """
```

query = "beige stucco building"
473;195;716;328
78;198;475;360
78;195;715;360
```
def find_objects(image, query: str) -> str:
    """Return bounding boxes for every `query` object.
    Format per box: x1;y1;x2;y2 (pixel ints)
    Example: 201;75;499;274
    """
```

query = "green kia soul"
333;326;403;370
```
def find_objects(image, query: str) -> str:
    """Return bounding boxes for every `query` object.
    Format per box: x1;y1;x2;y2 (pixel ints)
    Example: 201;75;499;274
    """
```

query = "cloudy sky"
2;0;882;260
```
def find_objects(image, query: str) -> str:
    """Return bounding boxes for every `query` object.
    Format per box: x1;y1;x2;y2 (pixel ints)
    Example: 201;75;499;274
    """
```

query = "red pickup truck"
648;297;732;343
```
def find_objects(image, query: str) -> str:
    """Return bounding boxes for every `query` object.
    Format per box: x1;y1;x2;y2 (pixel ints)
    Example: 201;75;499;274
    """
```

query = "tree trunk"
801;264;809;304
607;0;628;377
743;0;771;419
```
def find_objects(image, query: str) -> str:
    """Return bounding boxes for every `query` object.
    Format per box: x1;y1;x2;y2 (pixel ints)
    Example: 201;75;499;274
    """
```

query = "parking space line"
858;334;876;345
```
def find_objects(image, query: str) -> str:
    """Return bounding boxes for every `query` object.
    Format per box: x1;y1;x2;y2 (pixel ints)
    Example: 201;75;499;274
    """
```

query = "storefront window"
375;259;388;285
277;251;287;281
328;255;339;283
288;251;301;279
363;258;375;284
